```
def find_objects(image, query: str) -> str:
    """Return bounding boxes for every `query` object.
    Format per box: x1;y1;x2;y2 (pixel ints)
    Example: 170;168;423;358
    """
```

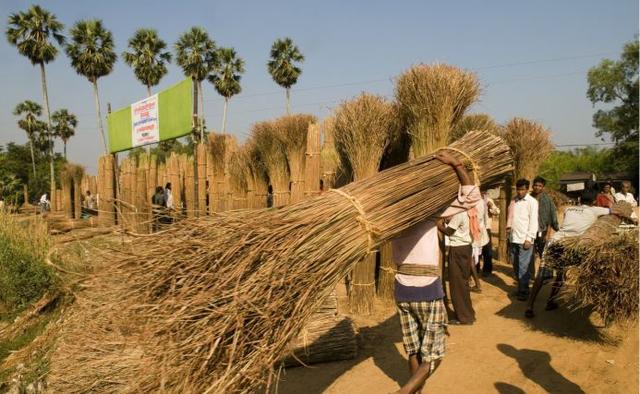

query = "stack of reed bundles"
304;123;322;197
332;93;398;314
208;134;236;212
197;143;208;216
97;155;115;226
146;154;158;230
228;149;250;210
449;113;500;143
252;121;290;207
274;114;317;203
500;117;554;182
135;154;149;233
167;152;182;216
183;155;196;217
49;131;513;393
245;139;270;209
60;164;84;220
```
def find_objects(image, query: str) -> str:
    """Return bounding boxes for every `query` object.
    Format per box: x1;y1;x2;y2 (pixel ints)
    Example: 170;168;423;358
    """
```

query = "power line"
556;142;615;147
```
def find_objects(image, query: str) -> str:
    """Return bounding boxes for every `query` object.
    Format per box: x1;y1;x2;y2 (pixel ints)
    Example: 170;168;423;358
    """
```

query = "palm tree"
13;100;43;178
122;28;172;97
174;27;217;140
65;19;116;155
267;37;304;114
52;109;78;159
208;47;245;134
7;5;65;199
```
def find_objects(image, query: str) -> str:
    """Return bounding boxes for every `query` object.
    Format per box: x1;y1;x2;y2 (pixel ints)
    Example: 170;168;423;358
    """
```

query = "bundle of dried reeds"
450;113;500;143
61;164;85;220
544;204;637;323
320;116;341;189
208;134;237;212
244;139;270;209
500;117;554;181
274;114;317;203
97;155;115;226
332;93;398;314
395;63;480;157
304;123;322;197
228;148;250;210
252;120;290;207
48;131;513;394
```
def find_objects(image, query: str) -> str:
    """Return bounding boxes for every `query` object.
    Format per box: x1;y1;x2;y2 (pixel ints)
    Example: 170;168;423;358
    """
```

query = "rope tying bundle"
436;146;481;185
329;188;380;252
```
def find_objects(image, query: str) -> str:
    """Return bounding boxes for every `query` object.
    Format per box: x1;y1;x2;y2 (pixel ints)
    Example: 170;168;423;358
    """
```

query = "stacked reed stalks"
252;121;290;207
395;63;480;156
304;123;322;197
500;117;554;181
323;93;397;315
320;117;341;189
245;139;270;209
228;148;250;210
197;143;208;215
450;113;500;143
97;155;115;226
208;134;237;212
544;204;637;324
49;131;512;393
274;114;317;203
60;164;85;220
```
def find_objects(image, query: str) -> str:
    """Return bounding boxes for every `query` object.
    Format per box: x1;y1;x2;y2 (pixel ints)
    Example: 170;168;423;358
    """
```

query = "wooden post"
136;155;148;233
73;177;82;220
498;175;512;261
185;156;196;218
62;176;72;219
197;143;207;215
304;123;322;198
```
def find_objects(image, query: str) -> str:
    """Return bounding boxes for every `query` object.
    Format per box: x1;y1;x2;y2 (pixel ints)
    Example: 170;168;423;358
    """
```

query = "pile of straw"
274;114;317;203
252;120;290;207
332;93;398;314
49;131;513;393
395;63;480;156
545;206;637;323
500;117;554;181
450;113;500;143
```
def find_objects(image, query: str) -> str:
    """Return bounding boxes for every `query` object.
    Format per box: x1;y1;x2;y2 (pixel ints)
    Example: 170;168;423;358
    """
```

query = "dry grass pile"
395;63;480;157
48;131;513;393
252;120;290;207
332;93;398;314
274;114;317;203
545;205;637;323
450;113;500;143
500;117;554;181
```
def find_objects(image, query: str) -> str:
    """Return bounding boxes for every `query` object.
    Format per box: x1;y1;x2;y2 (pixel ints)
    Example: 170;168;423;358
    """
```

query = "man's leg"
510;243;520;283
482;230;493;274
545;269;565;310
525;267;546;317
517;245;534;300
395;359;442;394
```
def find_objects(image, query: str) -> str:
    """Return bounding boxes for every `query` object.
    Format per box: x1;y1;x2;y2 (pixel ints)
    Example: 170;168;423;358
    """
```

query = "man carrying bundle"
391;151;479;394
524;189;630;318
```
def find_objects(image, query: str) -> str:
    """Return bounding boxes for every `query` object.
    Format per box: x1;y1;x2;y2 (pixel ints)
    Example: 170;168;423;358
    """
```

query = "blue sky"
1;0;637;173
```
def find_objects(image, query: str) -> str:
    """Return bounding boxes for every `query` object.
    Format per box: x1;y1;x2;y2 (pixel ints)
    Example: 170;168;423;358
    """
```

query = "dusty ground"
278;260;638;394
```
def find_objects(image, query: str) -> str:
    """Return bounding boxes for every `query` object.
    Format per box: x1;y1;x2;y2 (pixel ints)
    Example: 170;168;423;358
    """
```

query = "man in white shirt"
614;181;637;205
506;179;539;301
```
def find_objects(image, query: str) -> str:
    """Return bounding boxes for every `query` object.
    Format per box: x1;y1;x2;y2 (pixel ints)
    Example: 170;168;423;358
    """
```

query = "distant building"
558;172;596;194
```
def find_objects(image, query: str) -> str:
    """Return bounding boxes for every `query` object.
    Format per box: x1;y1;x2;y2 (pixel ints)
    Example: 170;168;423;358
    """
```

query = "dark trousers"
448;244;475;324
481;229;493;273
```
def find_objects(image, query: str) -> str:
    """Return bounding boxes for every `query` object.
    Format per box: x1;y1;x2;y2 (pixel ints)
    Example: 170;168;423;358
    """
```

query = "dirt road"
278;261;638;394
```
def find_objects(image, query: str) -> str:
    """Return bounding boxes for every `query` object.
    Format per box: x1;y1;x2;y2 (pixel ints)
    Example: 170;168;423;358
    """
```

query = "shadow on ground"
489;263;613;344
497;343;586;393
277;314;407;393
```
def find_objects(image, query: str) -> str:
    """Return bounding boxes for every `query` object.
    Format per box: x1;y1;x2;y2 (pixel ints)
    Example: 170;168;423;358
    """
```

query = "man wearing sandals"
391;151;479;394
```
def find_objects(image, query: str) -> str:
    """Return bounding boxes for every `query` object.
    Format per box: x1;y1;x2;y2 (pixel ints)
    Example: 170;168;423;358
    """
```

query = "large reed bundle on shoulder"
274;114;317;203
500;117;554;181
544;204;637;323
332;93;398;315
395;63;480;156
49;131;513;394
252;120;290;207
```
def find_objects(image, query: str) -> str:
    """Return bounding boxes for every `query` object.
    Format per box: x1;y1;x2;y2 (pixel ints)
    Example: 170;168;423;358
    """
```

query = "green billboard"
107;78;193;153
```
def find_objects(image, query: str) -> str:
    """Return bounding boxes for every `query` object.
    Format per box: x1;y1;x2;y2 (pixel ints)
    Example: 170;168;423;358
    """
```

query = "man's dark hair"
165;182;171;190
533;176;546;185
155;186;163;194
515;179;530;189
581;189;597;205
601;182;611;190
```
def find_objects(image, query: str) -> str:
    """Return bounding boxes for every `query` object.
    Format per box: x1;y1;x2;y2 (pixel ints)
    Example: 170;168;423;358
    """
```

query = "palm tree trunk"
221;97;229;134
40;62;55;203
147;85;152;97
64;141;67;160
29;138;37;178
198;81;205;141
92;79;109;154
286;88;291;114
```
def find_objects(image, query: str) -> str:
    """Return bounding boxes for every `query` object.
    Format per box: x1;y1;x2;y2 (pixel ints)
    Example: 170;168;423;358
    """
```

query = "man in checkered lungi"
391;151;479;394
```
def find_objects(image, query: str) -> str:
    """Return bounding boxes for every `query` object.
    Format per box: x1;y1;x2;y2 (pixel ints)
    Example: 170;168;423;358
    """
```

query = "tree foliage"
208;47;245;99
6;5;65;65
65;19;117;83
538;147;620;190
586;39;639;179
174;27;217;82
122;28;172;92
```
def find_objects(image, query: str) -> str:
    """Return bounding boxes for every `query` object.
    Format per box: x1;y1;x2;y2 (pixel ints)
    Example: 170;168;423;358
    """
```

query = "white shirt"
507;194;539;244
614;192;637;205
553;205;609;241
165;189;174;209
448;211;472;246
40;194;49;204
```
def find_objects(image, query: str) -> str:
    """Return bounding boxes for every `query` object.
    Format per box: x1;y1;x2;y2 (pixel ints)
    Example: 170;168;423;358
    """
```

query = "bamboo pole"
62;176;72;219
185;156;196;218
498;176;512;261
136;155;149;233
73;177;82;220
197;144;208;216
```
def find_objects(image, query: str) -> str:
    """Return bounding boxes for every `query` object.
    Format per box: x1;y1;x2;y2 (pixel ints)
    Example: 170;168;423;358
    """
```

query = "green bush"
0;212;54;312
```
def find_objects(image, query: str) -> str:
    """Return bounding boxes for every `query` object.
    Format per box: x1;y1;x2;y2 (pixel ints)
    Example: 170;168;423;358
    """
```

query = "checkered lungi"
396;299;447;361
